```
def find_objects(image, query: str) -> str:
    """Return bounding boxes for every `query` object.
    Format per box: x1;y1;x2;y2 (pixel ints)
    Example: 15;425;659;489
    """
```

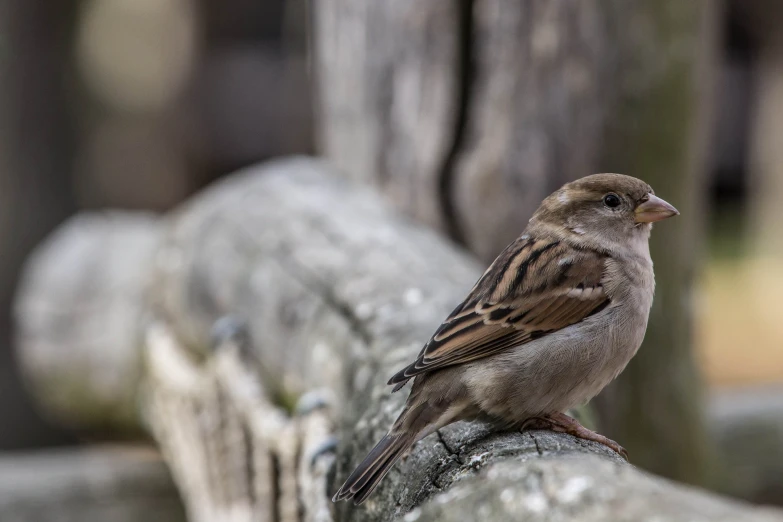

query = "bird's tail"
332;431;416;505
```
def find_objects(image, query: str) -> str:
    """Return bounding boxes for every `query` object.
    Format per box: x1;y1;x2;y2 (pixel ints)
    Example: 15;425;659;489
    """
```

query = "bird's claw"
520;412;630;461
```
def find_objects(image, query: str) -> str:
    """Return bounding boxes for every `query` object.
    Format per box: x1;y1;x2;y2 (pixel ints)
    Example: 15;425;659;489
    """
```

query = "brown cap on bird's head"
532;173;678;227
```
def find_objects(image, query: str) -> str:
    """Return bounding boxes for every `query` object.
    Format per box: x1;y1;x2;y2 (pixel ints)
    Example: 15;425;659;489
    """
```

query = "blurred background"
0;0;313;448
2;0;783;519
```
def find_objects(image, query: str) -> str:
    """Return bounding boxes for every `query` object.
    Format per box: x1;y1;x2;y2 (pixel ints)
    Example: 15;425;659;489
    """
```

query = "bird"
332;173;679;505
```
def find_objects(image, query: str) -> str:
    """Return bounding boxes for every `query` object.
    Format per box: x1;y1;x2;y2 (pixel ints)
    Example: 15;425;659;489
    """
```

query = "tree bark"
17;158;783;521
313;0;463;237
313;0;718;485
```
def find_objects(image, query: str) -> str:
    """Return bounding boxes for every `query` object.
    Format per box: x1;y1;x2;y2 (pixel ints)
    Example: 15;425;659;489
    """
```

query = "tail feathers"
332;433;413;504
391;379;409;393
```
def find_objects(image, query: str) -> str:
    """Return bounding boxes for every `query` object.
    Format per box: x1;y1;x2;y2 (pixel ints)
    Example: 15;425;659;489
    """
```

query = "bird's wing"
388;236;609;388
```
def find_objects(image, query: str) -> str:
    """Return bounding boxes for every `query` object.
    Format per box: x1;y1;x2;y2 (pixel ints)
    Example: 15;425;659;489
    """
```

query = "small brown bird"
333;174;679;504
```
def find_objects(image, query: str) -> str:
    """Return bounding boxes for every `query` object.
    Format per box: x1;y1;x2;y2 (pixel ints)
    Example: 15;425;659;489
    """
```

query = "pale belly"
462;302;649;423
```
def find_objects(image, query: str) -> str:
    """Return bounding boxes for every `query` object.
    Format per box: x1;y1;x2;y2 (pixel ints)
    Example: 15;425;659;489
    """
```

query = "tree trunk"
0;0;79;449
592;0;720;486
313;0;718;485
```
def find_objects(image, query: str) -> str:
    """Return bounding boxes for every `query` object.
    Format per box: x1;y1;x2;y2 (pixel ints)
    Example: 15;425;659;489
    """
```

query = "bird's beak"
634;194;679;223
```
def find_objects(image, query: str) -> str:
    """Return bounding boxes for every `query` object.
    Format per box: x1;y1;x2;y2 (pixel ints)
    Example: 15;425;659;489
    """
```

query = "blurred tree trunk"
313;0;718;485
595;1;720;487
739;1;783;257
0;0;79;448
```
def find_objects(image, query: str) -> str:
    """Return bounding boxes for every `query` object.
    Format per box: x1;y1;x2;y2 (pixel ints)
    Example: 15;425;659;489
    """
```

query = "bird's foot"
521;411;629;461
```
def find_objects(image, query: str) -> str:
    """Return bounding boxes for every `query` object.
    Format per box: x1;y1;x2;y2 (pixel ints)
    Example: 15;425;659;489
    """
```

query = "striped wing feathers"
388;237;609;387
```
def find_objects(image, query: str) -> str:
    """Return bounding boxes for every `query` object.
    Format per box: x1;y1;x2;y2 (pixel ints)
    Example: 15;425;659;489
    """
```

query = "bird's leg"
521;411;629;461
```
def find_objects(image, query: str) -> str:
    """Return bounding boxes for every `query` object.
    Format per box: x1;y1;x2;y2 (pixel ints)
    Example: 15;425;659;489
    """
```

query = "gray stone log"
709;386;783;504
0;447;185;522
148;158;783;520
14;158;783;520
15;212;161;436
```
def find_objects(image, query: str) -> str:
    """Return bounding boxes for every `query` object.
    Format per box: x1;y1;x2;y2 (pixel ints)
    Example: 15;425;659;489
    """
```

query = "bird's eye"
603;193;622;208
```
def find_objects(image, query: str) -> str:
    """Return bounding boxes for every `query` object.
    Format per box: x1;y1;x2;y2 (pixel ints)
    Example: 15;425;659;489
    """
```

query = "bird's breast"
464;288;652;422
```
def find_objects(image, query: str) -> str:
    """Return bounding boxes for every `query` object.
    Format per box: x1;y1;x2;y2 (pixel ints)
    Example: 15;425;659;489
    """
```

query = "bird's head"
530;173;679;253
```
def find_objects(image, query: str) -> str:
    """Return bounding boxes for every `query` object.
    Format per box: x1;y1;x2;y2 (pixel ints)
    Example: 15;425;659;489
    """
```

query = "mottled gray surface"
412;452;783;522
147;159;783;521
710;386;783;504
150;157;483;406
313;0;460;236
13;158;783;520
15;212;161;435
0;447;185;522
